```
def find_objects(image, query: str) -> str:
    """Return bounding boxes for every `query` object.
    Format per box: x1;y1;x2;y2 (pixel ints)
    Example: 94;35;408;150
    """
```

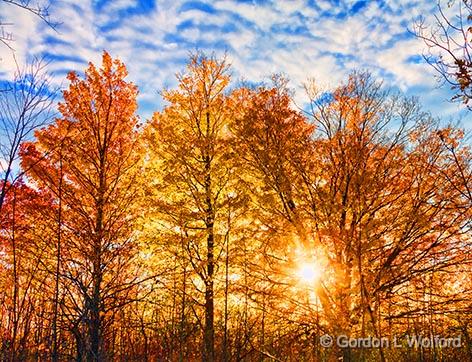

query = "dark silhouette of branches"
1;0;59;50
0;57;56;213
416;0;472;106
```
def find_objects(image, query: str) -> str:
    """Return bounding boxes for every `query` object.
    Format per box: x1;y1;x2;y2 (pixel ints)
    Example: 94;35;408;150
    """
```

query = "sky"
0;0;470;126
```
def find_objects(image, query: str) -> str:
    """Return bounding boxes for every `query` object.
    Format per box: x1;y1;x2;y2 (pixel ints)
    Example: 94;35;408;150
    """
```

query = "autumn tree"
145;52;241;361
20;51;143;361
231;77;332;360
0;50;469;362
305;73;470;361
0;180;56;361
234;72;471;361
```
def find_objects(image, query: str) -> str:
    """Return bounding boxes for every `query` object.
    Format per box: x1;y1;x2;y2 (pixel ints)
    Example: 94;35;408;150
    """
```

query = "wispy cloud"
0;0;468;123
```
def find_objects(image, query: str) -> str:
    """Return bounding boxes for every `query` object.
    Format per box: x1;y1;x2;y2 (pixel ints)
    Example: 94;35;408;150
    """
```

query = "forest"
0;50;469;361
0;1;471;362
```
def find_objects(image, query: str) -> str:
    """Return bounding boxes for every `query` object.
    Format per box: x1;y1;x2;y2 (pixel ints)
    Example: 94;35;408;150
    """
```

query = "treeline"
0;52;470;362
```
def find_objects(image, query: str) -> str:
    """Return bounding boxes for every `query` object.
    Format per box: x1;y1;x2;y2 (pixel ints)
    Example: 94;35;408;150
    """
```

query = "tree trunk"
10;187;18;362
203;110;215;362
204;175;215;362
89;150;106;361
52;153;63;362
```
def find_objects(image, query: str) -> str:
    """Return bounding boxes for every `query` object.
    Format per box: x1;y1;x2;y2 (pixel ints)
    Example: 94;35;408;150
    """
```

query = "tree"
0;180;54;361
305;72;470;361
235;72;471;361
416;0;472;105
145;52;237;362
0;50;470;361
20;51;143;361
232;75;314;250
0;58;56;214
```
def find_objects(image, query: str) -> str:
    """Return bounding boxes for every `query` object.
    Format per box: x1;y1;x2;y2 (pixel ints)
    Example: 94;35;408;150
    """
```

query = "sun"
296;261;321;284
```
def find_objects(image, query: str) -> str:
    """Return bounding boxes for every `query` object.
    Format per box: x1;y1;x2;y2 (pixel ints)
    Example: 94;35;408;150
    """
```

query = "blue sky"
0;0;470;126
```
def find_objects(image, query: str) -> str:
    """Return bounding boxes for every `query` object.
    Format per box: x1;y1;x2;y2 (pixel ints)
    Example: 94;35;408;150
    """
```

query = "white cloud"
0;0;461;120
102;0;137;13
0;1;42;75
